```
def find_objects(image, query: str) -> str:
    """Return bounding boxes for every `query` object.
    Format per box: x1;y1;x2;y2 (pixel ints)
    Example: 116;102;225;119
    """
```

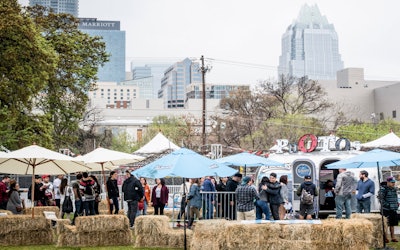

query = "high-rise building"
278;4;343;80
79;18;126;83
131;63;171;98
29;0;79;16
159;58;202;108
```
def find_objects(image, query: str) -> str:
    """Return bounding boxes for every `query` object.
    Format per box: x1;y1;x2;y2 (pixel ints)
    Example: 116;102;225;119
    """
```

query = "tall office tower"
131;63;171;98
29;0;79;16
79;18;126;83
159;58;202;108
278;4;344;80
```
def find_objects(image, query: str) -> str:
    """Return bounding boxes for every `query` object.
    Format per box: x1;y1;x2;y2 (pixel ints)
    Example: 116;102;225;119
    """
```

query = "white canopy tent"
361;132;400;148
134;132;180;155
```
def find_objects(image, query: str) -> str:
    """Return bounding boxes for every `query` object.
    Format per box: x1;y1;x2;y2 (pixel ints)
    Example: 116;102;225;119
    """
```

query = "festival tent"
134;132;180;155
361;132;400;148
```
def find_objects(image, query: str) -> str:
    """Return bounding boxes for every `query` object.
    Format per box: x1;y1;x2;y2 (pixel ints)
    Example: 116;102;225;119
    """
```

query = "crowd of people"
0;167;399;241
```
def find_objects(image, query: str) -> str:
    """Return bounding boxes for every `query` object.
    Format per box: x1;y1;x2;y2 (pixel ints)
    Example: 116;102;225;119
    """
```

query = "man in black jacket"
122;170;144;228
226;173;242;220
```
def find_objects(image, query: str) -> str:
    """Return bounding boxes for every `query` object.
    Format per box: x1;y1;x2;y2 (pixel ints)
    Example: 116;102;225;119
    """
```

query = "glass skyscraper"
29;0;79;16
159;58;202;108
278;4;343;80
79;18;126;83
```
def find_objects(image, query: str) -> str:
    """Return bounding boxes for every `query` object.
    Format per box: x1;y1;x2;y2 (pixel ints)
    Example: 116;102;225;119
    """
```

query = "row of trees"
0;1;108;151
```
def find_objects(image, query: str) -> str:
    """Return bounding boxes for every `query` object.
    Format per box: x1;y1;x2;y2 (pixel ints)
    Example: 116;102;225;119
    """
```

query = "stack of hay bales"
24;206;60;217
190;218;373;250
57;215;132;247
351;213;386;248
135;215;193;248
190;219;233;250
0;215;53;246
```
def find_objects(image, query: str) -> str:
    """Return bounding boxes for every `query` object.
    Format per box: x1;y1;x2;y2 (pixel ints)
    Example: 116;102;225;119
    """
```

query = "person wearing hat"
378;176;399;243
226;172;242;220
235;176;258;221
296;175;318;220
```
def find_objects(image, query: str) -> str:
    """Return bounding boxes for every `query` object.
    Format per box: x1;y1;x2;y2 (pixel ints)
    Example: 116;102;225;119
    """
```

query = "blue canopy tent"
215;152;285;175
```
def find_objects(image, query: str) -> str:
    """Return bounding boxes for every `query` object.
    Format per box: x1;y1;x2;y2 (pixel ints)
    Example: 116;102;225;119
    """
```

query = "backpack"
83;181;94;196
300;185;314;205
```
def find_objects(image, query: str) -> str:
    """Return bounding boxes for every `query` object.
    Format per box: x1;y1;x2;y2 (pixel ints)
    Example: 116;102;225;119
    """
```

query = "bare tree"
260;75;332;115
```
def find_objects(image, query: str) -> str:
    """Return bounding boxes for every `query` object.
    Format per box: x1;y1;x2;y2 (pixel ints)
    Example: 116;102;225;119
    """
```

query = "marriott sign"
78;18;120;30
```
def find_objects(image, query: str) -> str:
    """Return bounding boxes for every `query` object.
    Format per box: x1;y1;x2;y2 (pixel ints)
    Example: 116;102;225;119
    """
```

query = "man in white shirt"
53;175;63;208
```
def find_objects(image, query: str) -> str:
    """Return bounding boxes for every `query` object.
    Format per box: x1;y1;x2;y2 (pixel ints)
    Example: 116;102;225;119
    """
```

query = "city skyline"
19;0;400;85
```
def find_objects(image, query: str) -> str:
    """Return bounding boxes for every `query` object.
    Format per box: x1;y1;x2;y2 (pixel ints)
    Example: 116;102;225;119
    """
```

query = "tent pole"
102;163;111;215
31;166;35;218
182;177;187;250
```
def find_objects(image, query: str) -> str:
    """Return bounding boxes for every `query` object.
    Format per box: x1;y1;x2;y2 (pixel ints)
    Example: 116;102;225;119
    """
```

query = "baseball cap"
234;173;243;178
41;174;50;179
387;176;396;183
242;176;251;184
304;175;312;179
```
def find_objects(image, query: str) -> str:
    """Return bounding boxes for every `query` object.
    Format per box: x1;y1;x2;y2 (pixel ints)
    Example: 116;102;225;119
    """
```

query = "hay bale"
166;229;193;248
98;200;109;210
135;215;171;248
0;209;12;215
265;240;314;250
56;225;79;247
78;231;132;246
312;219;343;245
342;218;373;249
55;219;71;235
24;206;60;218
225;222;281;249
0;215;50;234
280;223;313;241
0;229;53;246
190;219;232;250
75;215;129;232
351;213;386;248
0;215;53;246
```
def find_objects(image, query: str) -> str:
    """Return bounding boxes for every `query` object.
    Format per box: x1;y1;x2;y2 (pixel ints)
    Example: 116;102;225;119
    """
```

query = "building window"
393;110;397;118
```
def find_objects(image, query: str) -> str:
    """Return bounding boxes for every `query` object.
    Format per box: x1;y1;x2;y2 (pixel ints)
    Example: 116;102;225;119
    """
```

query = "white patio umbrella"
0;145;90;217
77;147;145;213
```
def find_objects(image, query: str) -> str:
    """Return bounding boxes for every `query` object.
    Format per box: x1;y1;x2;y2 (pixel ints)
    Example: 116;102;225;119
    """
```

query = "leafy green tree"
25;6;109;150
337;119;400;143
110;131;137;153
0;0;57;149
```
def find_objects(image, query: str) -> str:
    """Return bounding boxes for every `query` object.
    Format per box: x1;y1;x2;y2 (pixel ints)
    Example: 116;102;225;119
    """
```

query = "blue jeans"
256;200;270;220
356;199;371;213
110;197;119;214
335;194;352;219
72;199;82;225
83;200;95;216
127;200;138;227
202;197;214;219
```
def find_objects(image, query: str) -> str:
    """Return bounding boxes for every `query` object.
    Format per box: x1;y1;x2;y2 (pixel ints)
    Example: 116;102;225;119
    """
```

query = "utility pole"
200;55;209;153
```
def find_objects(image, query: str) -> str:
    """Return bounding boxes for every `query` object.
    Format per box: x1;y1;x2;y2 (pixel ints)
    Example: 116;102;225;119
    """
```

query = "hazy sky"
19;0;400;84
